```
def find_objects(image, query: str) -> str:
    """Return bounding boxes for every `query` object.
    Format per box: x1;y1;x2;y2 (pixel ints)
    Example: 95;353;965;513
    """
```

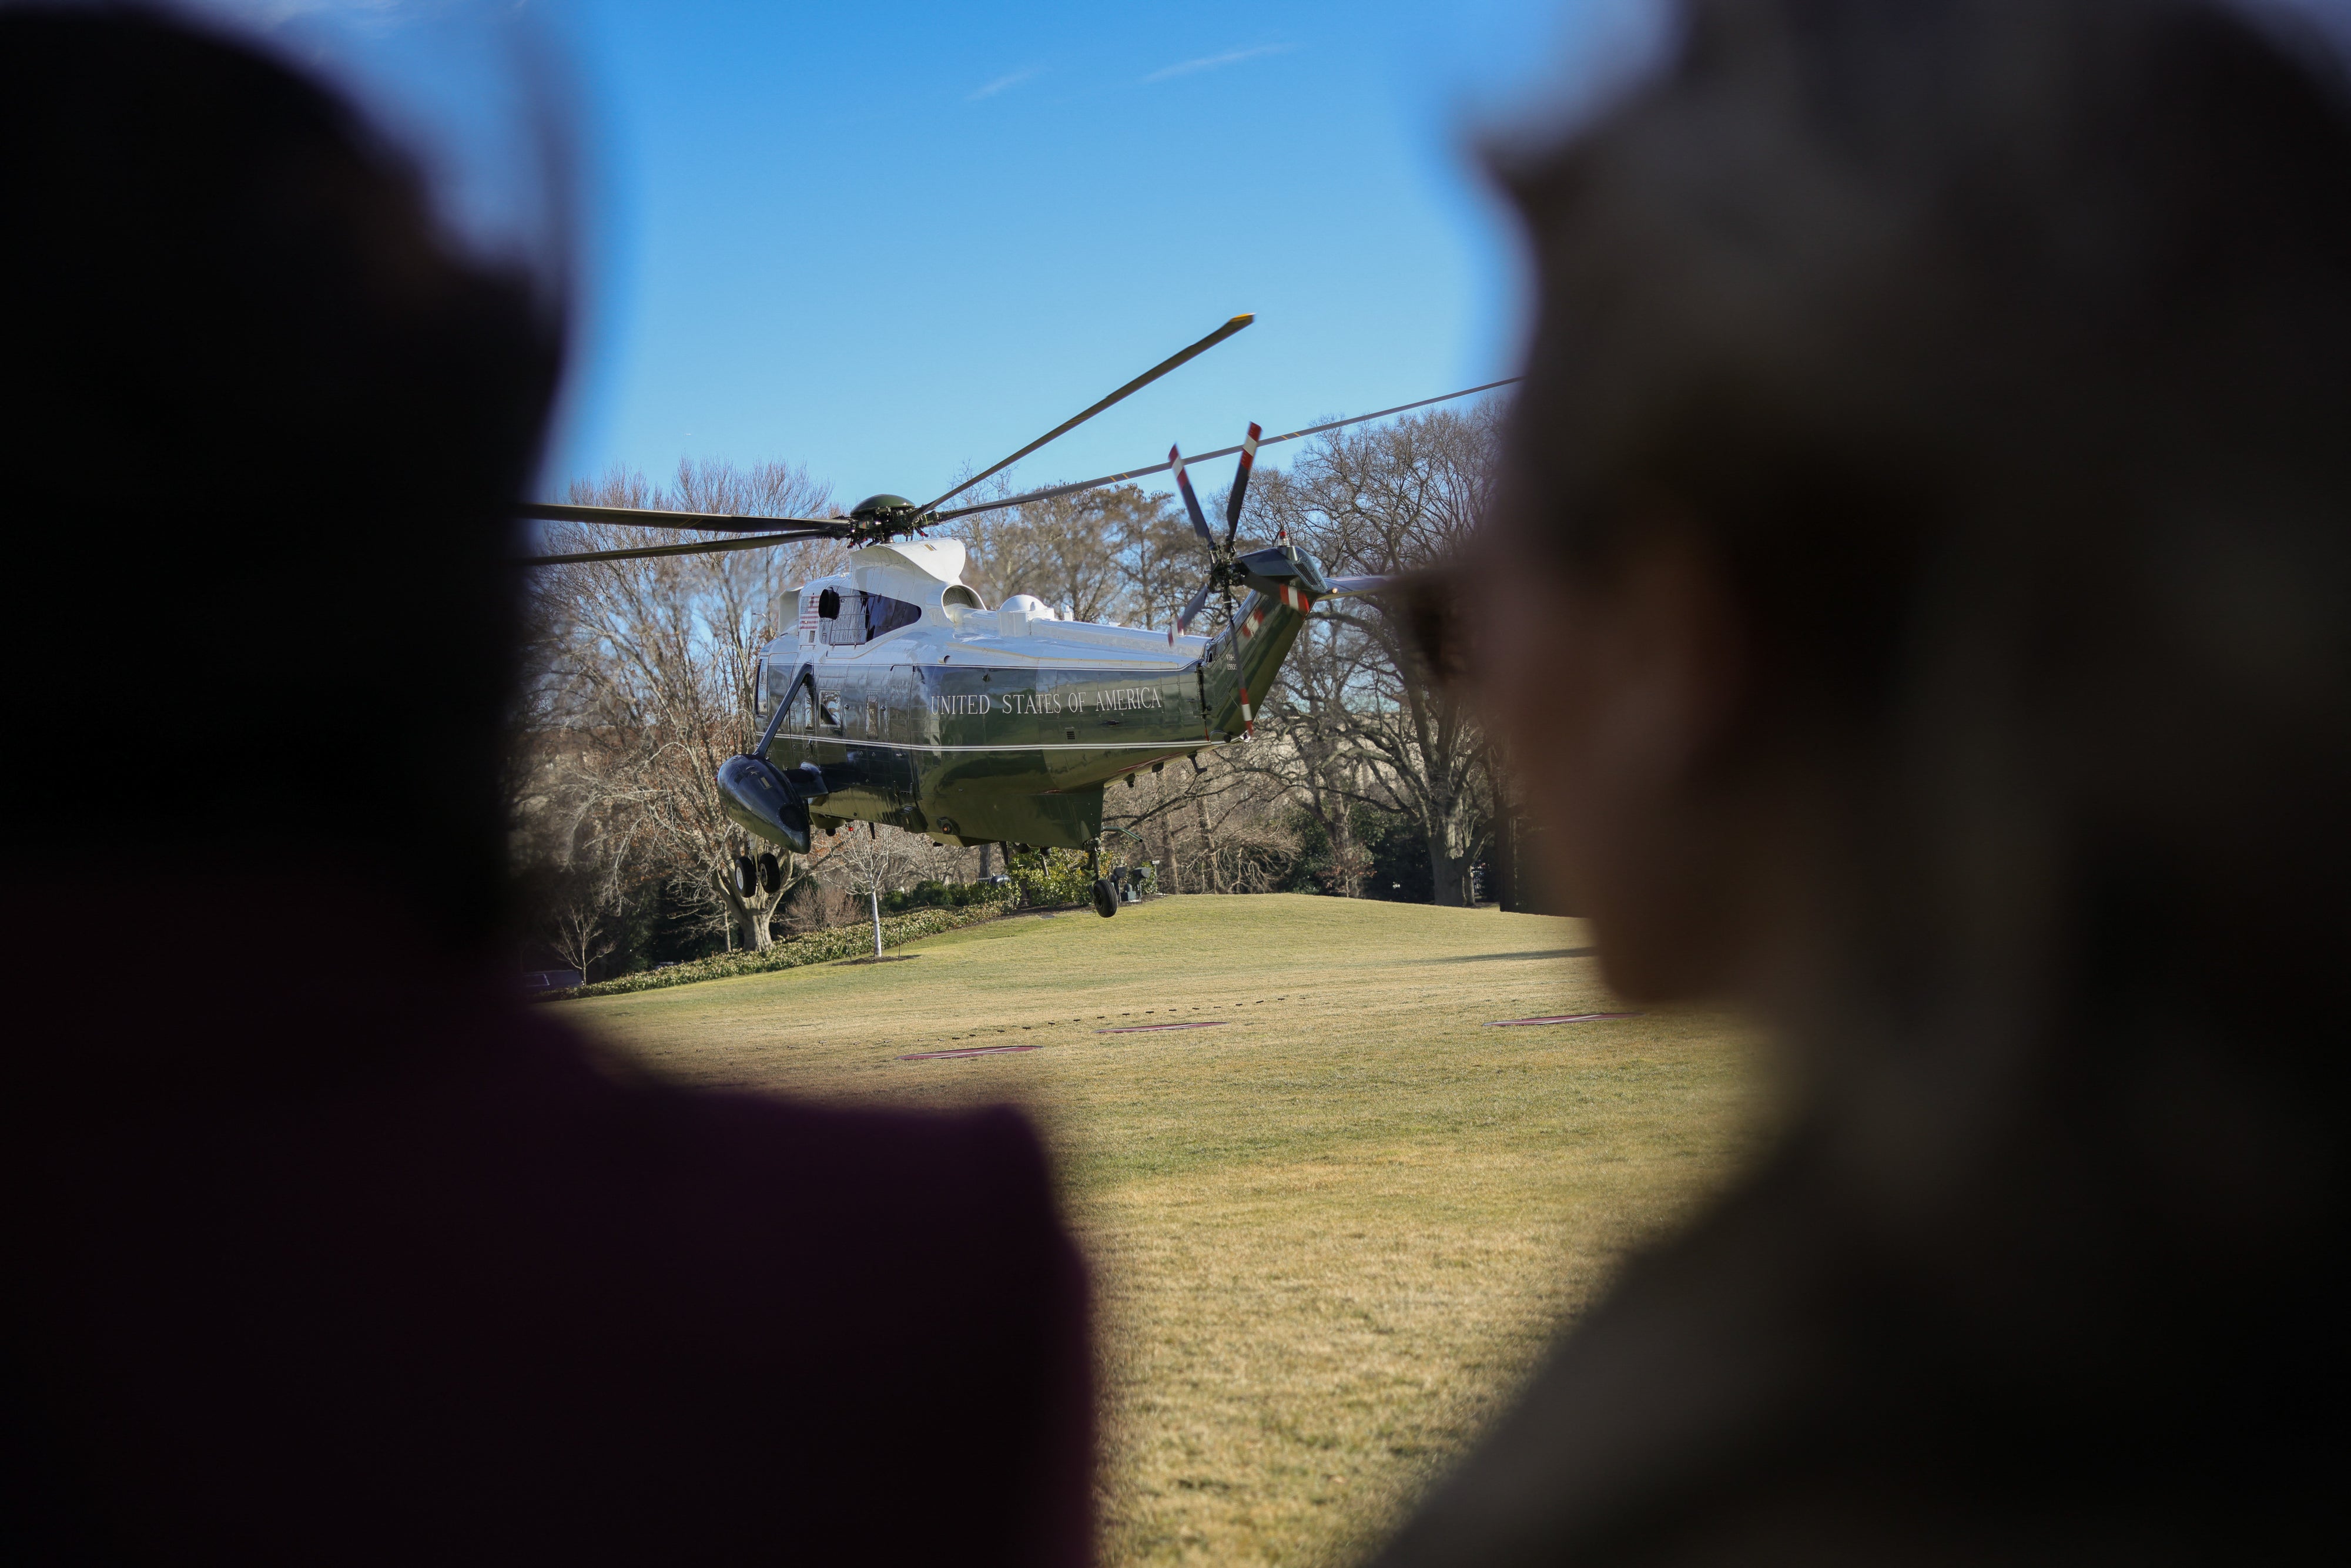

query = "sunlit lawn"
557;893;1767;1566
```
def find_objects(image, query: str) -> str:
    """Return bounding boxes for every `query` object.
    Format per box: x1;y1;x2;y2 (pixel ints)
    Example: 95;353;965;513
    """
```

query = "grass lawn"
557;893;1769;1566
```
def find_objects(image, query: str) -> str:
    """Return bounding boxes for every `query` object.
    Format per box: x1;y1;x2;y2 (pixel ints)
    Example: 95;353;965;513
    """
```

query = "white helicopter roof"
850;538;967;598
782;536;1213;671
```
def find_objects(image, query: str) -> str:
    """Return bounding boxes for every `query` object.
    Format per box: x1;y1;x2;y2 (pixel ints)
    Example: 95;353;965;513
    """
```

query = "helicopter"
518;314;1514;917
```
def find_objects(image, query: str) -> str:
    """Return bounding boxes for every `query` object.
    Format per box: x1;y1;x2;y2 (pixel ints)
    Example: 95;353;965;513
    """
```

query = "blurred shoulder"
466;1008;1066;1255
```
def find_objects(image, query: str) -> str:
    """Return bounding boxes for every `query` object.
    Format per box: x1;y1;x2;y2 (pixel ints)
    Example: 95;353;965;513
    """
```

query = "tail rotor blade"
1170;445;1214;545
1172;577;1216;639
1222;422;1261;544
1217;581;1252;736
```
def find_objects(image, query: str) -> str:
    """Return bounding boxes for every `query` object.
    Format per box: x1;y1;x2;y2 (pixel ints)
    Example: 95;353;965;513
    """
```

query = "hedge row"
537;892;1017;1002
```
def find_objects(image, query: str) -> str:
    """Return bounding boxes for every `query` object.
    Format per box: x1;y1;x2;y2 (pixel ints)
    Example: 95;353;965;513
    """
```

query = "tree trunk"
1194;798;1221;894
1426;796;1479;907
1431;846;1466;909
712;866;775;951
742;896;771;949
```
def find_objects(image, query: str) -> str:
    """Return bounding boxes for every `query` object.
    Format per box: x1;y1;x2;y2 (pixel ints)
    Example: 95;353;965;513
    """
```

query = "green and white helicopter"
520;316;1511;916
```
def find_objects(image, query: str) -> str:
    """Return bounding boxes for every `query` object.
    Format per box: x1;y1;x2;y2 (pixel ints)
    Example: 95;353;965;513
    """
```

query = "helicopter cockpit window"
863;592;923;641
819;587;863;646
762;659;796;722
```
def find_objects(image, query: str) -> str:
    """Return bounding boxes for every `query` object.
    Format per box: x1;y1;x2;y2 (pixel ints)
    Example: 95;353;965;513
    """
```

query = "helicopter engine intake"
718;753;812;856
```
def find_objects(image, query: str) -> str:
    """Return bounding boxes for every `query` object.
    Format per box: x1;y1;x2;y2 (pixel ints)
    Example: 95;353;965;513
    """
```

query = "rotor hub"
848;492;914;522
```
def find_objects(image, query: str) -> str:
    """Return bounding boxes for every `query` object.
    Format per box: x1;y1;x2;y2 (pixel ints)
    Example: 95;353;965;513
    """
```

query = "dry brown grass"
557;893;1769;1566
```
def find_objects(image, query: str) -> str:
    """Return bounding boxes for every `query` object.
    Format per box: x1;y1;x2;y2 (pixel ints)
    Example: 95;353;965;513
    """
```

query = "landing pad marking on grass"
897;1044;1040;1060
1485;1012;1642;1027
1099;1020;1231;1034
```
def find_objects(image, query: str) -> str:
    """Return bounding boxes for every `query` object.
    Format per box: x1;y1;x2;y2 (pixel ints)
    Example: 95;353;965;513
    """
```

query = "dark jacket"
4;899;1092;1565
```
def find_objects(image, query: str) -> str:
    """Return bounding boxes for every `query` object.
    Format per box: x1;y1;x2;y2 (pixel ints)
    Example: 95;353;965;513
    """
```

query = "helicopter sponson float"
516;314;1514;917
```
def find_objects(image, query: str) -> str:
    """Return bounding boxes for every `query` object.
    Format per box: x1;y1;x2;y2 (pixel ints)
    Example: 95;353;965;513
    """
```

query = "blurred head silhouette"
1477;0;2351;1153
0;3;563;951
1364;5;2351;1557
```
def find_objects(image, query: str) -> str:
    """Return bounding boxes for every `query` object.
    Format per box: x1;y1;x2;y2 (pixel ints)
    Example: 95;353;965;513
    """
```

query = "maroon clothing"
4;914;1091;1565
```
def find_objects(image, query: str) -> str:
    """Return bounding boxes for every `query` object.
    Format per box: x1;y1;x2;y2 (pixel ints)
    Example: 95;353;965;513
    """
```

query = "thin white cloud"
1143;43;1296;84
967;66;1044;102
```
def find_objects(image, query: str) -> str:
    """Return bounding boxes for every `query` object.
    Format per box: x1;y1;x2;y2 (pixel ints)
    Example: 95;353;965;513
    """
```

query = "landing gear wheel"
732;855;758;899
756;852;783;895
1090;878;1118;919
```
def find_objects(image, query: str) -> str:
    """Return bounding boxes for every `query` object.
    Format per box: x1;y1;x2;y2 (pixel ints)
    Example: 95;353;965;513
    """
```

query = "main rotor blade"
915;313;1254;515
518;500;850;536
931;376;1522;521
1223;421;1261;548
1170;446;1214;545
518;530;840;567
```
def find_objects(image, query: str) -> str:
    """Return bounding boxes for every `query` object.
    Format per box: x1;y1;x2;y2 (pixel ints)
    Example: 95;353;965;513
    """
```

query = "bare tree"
954;482;1182;626
546;882;617;984
1105;486;1200;631
1104;748;1299;894
1254;405;1503;906
823;822;952;957
527;458;845;951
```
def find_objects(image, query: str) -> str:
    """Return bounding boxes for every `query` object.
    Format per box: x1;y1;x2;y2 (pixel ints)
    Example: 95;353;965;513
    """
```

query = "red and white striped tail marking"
1170;444;1215;545
1243;605;1266;638
1278;584;1313;613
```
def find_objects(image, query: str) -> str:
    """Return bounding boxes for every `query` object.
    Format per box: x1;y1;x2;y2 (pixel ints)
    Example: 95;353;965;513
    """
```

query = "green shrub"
880;879;1002;914
1007;846;1095;907
534;889;1015;1002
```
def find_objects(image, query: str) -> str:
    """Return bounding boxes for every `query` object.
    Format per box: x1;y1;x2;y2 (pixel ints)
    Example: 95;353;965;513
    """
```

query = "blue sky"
191;0;2351;513
537;1;1667;510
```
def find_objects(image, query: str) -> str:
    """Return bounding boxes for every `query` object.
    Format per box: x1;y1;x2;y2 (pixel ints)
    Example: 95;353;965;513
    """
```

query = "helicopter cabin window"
862;592;923;641
818;586;862;646
819;691;842;728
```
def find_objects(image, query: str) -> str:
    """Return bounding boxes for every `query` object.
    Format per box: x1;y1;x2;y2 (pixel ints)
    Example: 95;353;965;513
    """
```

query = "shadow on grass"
1415;947;1597;963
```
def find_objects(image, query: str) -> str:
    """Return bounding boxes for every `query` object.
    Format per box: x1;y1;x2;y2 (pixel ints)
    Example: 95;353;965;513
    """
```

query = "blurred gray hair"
1497;0;2351;1188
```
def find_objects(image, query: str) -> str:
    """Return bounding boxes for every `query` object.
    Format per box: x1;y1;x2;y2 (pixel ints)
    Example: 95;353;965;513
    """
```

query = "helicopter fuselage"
745;537;1327;852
